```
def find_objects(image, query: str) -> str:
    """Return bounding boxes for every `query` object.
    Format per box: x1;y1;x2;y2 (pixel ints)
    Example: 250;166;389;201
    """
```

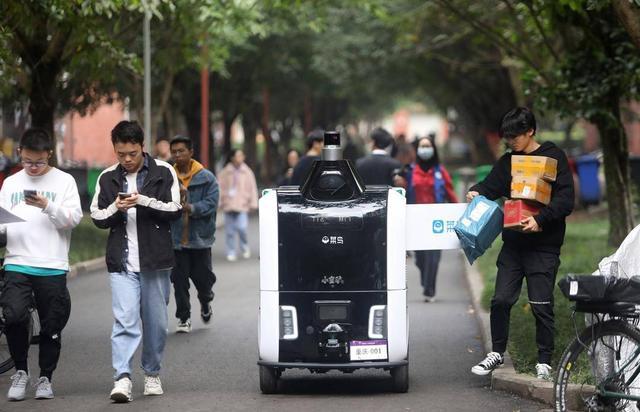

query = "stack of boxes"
505;155;557;231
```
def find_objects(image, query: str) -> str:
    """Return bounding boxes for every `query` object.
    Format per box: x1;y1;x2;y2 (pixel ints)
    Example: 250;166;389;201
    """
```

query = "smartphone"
24;189;37;199
118;192;133;199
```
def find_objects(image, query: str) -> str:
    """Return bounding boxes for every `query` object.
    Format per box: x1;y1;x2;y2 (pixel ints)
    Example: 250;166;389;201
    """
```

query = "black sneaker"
471;352;504;376
201;303;212;323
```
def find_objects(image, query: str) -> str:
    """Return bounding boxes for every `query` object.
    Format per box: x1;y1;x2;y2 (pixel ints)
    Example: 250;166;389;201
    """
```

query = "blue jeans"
224;211;248;257
110;269;170;379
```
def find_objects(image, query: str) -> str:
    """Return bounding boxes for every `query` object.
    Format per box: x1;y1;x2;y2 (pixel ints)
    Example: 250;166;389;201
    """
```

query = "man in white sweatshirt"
0;128;82;401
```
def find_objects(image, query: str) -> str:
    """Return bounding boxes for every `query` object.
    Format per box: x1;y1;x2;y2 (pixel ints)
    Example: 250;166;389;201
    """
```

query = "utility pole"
143;11;152;152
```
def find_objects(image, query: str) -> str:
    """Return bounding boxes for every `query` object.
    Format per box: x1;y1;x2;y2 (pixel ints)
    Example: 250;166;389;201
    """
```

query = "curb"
462;252;556;407
68;256;106;280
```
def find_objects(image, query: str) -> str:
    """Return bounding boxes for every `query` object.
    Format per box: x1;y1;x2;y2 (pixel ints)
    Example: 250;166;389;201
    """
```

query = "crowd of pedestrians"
0;107;572;402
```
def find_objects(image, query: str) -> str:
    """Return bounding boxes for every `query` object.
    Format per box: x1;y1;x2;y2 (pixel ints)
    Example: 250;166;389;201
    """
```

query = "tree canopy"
1;0;639;244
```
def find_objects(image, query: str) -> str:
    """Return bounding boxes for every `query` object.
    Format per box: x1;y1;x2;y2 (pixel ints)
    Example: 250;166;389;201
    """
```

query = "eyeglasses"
21;160;48;168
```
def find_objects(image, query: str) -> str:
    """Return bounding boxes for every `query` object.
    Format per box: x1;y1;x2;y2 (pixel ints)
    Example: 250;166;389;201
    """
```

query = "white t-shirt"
125;173;140;272
0;168;83;270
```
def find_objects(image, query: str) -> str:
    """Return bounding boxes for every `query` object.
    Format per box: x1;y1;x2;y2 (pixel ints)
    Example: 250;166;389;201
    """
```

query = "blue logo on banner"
432;220;444;234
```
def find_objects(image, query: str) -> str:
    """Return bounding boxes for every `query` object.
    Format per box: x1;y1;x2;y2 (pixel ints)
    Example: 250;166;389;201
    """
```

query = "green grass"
68;215;108;265
476;217;615;375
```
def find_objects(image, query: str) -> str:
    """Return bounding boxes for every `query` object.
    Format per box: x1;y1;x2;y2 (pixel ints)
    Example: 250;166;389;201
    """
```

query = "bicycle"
554;275;640;411
0;263;41;375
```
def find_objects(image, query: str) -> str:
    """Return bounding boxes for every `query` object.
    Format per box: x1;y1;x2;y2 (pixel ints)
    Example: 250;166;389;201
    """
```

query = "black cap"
324;131;340;147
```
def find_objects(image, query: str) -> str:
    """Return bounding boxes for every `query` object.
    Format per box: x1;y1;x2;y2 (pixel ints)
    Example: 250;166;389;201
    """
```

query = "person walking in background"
0;128;82;401
290;129;324;186
277;149;300;186
393;143;417;204
411;136;458;302
154;138;173;165
468;107;574;380
218;149;258;262
356;127;403;186
90;121;181;402
169;136;219;334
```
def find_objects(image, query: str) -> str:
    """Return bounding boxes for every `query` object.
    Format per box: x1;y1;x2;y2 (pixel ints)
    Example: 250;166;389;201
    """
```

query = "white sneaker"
176;319;192;333
144;375;163;396
226;254;237;262
242;248;251;259
471;352;504;376
34;377;54;399
8;370;29;401
110;376;132;403
536;363;552;380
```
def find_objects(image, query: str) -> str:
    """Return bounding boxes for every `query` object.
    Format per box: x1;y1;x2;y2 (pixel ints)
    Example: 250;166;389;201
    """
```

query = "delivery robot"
258;131;408;394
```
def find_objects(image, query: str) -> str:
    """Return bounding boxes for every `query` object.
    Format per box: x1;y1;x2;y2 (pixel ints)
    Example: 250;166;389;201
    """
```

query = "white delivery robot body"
258;131;408;393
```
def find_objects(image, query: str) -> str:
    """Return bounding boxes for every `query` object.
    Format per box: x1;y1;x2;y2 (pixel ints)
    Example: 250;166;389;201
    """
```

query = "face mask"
417;147;434;160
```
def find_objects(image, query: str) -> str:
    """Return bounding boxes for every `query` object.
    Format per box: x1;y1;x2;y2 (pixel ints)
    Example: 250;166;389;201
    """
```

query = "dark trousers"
0;272;71;380
415;250;442;297
490;246;560;364
171;248;216;322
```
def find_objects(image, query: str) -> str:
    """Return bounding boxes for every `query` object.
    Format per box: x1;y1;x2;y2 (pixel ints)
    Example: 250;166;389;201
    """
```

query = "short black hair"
19;128;53;152
170;135;192;150
111;120;144;146
499;107;536;139
306;128;324;150
370;127;393;149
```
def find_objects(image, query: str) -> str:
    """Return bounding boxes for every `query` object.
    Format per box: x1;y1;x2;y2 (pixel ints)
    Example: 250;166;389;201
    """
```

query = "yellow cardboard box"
511;176;552;205
511;155;557;182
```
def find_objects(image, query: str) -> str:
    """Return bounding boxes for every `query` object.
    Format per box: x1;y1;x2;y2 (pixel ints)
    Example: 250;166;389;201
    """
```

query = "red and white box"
503;199;542;231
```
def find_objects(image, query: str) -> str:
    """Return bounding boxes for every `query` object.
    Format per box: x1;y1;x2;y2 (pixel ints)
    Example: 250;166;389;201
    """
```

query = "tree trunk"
281;119;293;150
28;63;59;165
303;92;312;136
261;87;274;185
242;105;260;174
593;95;636;246
223;113;236;157
156;71;175;141
178;70;202;160
612;0;640;50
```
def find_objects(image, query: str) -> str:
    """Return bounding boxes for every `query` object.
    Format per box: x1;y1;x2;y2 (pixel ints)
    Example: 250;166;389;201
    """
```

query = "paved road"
0;217;545;411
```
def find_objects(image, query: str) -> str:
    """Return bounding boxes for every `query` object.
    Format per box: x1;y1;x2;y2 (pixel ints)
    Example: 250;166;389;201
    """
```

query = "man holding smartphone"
90;121;181;402
0;128;82;401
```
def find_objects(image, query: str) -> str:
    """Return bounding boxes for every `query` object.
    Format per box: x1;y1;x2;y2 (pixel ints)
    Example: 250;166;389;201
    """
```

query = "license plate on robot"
349;340;388;361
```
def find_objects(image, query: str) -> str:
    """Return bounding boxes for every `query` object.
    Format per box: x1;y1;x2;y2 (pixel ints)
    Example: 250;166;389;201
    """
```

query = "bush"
476;217;615;374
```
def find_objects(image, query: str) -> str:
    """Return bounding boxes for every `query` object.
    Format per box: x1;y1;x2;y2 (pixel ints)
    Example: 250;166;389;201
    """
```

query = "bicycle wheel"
554;319;640;412
0;325;14;374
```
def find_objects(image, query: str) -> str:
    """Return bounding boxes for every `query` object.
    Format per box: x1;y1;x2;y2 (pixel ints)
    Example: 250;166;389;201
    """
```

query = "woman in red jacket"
412;136;458;302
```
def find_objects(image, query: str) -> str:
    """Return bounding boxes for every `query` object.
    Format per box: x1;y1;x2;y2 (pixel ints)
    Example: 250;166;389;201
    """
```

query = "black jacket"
90;156;182;272
469;141;575;253
290;155;320;186
355;153;403;186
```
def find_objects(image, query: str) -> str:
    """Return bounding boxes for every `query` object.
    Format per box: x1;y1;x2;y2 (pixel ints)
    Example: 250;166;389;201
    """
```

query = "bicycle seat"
574;301;640;316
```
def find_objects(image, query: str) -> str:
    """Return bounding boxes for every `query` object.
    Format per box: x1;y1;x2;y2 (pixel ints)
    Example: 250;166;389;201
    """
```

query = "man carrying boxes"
466;107;574;380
